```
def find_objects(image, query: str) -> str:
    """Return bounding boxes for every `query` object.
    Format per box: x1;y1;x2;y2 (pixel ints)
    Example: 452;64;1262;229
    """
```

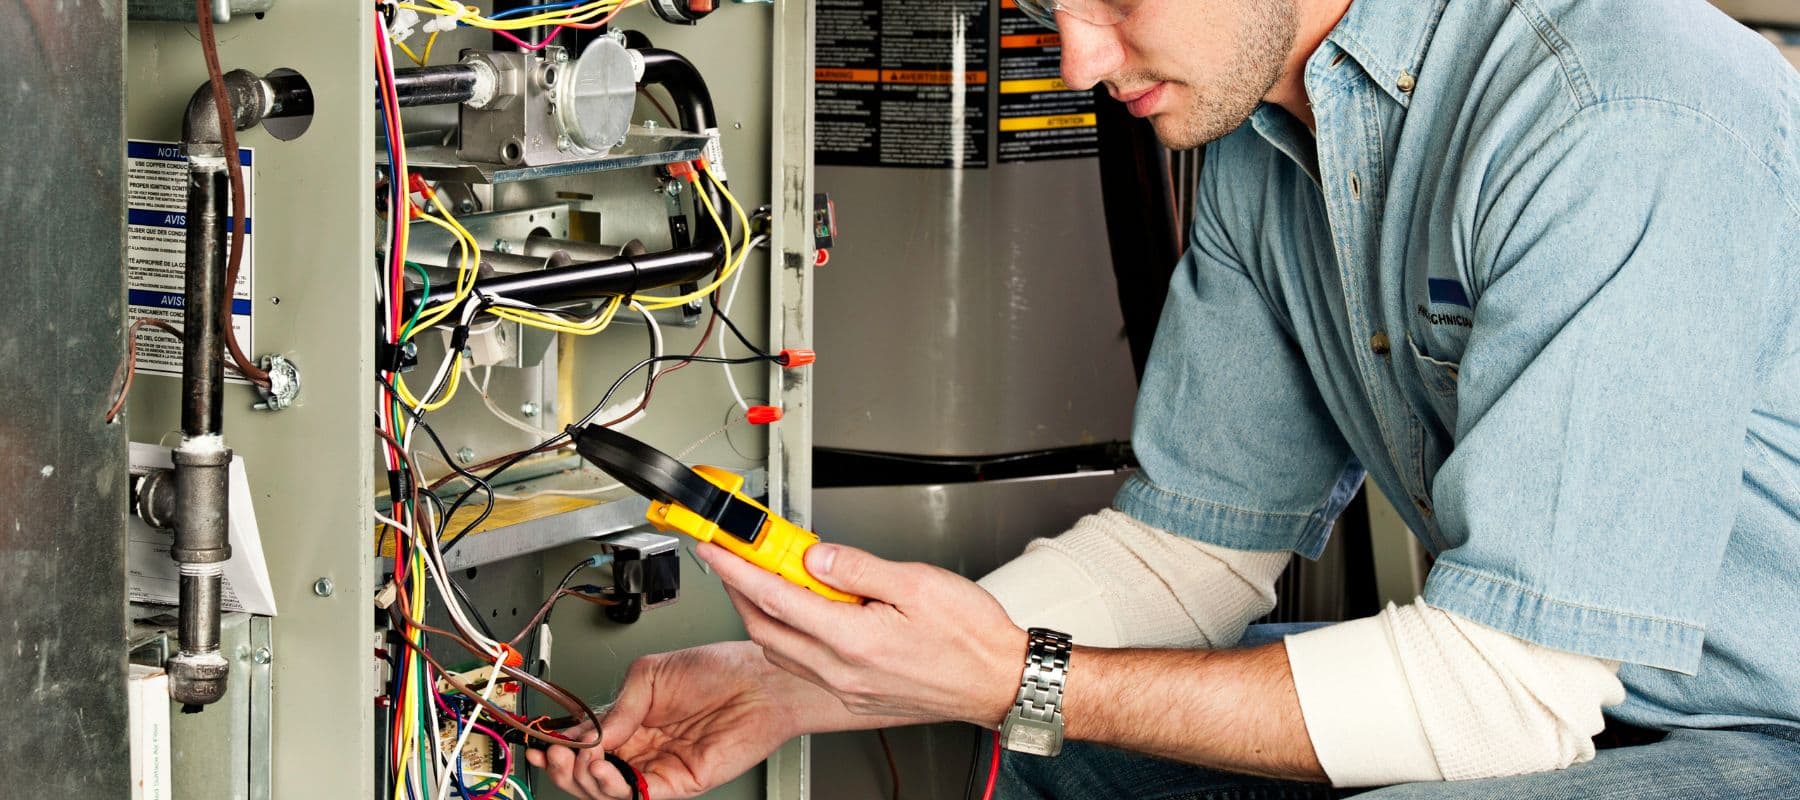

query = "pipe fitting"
182;69;273;148
171;444;233;564
166;649;231;706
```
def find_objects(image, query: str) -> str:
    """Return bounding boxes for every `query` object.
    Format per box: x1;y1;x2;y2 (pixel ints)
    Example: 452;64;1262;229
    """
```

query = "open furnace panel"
107;0;820;796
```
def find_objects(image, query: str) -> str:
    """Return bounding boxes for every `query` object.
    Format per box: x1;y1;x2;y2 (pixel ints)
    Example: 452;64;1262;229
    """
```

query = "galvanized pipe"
164;68;302;707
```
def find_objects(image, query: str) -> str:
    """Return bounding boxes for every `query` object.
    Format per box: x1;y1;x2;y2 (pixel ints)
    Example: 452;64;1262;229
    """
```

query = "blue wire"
489;1;583;19
439;693;478;800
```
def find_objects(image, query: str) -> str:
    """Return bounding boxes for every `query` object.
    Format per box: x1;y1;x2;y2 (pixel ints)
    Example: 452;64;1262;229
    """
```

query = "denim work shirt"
1114;0;1800;730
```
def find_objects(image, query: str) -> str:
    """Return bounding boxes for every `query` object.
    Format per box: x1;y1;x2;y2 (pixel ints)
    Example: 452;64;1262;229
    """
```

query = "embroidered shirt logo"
1418;278;1472;328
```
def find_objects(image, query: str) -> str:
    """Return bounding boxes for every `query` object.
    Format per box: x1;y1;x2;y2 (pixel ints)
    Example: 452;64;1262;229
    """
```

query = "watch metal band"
1001;627;1072;756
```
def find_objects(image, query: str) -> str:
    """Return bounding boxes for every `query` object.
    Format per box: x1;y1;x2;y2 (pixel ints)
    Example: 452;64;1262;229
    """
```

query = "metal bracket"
252;354;301;411
127;0;277;24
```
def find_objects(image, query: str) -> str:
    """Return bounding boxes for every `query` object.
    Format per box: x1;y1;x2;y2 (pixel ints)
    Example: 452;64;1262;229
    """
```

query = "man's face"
1057;0;1299;149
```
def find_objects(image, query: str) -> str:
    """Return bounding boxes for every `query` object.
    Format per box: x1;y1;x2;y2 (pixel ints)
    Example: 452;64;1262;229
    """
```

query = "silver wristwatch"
999;627;1073;757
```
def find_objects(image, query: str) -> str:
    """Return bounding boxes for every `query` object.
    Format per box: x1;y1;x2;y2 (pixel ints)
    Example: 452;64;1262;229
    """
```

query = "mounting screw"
457;447;476;463
312;577;334;597
664;180;683;197
251;647;273;665
643;119;659;130
556;134;573;151
493;239;514;254
520;402;540;418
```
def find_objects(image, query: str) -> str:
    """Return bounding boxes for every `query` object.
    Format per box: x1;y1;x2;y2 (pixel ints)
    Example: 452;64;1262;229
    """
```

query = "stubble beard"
1145;0;1298;150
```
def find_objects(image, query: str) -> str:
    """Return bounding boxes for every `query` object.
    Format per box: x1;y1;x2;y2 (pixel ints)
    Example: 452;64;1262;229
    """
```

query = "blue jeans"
994;626;1800;799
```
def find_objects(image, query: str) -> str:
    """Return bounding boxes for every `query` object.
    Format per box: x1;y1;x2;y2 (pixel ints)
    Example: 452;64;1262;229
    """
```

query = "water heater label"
816;0;991;168
126;139;255;384
996;0;1098;162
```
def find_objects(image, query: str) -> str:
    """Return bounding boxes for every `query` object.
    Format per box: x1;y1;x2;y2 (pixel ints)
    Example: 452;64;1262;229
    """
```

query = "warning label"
127;140;254;383
996;0;1097;162
817;0;991;168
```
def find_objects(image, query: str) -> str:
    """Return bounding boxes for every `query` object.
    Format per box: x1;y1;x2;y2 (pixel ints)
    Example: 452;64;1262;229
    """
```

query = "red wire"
981;730;1001;800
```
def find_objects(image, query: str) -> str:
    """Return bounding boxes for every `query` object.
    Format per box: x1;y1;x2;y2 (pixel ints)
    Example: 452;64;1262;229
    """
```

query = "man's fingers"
600;659;656;750
587;755;634;798
804;543;911;600
722;586;836;683
702;542;863;639
525;747;546;769
544;745;581;796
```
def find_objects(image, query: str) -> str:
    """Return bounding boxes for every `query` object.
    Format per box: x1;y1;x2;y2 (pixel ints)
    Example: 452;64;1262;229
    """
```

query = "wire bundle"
395;0;645;56
373;4;789;796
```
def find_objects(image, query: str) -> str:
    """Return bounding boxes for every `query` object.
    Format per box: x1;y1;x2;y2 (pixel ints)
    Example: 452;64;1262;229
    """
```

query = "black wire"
375;383;502;641
962;725;982;800
708;292;770;358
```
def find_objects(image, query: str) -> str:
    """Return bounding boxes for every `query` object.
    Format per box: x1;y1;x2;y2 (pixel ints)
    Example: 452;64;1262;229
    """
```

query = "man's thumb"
804;543;900;598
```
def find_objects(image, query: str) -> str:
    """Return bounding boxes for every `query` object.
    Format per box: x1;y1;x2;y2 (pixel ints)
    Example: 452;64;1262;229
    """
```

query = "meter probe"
571;424;861;603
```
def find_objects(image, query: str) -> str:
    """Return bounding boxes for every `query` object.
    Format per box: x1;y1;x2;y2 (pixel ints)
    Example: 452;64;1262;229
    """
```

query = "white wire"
582;300;664;432
410;519;502;654
435;649;508;800
716;235;768;413
470;363;558;438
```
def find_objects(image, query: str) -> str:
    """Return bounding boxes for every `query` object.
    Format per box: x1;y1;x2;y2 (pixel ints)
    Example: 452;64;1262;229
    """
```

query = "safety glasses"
1014;0;1134;32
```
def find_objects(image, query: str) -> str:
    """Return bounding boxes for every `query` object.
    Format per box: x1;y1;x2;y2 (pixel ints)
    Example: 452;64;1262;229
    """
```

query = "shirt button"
1414;496;1434;518
1370;331;1391;356
1398;72;1417;93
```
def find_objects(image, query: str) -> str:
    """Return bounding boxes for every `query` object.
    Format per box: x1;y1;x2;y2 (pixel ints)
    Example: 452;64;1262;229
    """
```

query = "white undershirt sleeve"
1285;600;1626;787
977;508;1291;649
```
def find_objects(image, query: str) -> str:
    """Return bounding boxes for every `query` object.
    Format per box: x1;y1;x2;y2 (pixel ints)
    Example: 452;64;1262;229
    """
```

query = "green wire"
399;261;432;341
468;776;535;800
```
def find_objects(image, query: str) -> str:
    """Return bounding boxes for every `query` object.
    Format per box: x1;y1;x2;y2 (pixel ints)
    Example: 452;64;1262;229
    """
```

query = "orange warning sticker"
879;69;990;85
1001;33;1061;49
816;68;880;83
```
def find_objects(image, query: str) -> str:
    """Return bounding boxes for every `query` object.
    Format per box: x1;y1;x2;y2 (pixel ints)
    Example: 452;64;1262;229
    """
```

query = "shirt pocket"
1406;334;1461;433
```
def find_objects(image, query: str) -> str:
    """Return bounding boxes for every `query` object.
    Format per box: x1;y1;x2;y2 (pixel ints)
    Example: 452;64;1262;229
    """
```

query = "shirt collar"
1314;0;1449;107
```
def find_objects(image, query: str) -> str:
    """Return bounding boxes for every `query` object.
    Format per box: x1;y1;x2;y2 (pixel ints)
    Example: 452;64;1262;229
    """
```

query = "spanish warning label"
127;140;254;384
996;0;1097;162
817;0;990;168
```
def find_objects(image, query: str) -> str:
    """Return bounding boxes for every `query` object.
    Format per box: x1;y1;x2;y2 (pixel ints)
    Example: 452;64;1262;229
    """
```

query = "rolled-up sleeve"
1116;150;1364;559
1423;102;1799;673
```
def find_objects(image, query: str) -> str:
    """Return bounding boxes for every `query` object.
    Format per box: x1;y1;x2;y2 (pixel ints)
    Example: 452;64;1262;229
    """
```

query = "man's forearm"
1062;641;1327;782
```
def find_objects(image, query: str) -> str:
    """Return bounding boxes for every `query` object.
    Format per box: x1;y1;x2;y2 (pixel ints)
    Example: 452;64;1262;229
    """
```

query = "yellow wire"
407;205;481;334
396;38;428;67
637;171;751;310
394;353;465;412
486;294;625;335
396;0;639;32
421;30;440;64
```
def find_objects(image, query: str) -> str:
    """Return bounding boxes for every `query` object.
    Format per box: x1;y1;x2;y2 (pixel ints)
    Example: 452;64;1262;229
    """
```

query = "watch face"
1003;716;1063;757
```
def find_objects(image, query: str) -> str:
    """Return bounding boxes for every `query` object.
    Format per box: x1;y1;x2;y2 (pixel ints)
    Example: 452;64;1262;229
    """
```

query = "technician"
530;0;1800;797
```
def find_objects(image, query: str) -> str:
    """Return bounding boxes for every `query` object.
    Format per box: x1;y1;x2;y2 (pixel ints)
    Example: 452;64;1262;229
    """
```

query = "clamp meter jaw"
572;425;861;603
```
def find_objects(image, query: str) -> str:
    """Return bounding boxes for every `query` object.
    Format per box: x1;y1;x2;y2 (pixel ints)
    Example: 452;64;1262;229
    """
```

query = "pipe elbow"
182;69;273;148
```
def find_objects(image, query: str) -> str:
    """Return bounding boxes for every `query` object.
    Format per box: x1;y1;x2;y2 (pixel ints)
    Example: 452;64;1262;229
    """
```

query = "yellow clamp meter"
572;424;861;604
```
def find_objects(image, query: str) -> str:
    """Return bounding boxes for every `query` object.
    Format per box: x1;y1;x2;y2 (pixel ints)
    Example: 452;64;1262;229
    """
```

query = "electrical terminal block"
593;531;682;624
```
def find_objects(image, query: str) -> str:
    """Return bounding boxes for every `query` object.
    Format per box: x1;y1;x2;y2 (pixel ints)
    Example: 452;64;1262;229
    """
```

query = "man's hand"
526;641;808;800
701;541;1028;727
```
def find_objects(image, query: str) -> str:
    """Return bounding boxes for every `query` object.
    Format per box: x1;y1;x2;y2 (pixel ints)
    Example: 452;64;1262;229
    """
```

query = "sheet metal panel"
0;0;130;793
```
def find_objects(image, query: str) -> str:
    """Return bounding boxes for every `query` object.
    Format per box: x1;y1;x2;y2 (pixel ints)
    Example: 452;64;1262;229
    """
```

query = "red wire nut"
779;348;815;367
746;406;783;425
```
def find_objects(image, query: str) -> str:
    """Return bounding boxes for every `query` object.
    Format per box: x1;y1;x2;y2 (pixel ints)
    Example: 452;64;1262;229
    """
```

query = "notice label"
997;0;1097;162
126;140;254;382
817;0;991;168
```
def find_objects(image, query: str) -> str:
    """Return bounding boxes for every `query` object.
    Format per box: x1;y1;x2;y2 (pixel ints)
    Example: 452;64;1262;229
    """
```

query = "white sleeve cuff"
1285;614;1442;787
979;538;1124;647
1285;601;1625;787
